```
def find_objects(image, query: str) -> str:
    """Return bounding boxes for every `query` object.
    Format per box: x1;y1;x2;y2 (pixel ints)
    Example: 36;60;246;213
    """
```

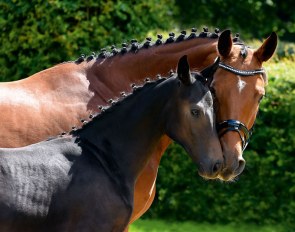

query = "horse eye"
191;109;200;117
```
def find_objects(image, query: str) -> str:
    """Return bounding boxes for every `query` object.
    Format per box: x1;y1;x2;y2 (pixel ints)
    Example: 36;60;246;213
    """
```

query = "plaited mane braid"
66;27;249;138
74;27;242;64
67;27;247;137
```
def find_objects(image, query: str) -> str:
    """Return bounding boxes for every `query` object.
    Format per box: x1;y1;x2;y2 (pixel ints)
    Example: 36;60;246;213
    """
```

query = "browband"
219;62;265;77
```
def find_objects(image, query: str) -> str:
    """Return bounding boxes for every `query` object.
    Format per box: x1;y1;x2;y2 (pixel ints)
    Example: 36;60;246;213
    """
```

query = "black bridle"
216;62;266;151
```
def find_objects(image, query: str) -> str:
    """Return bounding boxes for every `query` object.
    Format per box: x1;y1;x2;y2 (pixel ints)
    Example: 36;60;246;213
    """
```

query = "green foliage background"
175;0;295;41
0;0;175;81
0;0;294;230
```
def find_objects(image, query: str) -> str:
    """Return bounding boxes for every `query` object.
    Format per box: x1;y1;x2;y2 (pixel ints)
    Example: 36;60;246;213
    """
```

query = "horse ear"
200;57;220;85
177;55;194;86
217;30;232;57
254;32;278;63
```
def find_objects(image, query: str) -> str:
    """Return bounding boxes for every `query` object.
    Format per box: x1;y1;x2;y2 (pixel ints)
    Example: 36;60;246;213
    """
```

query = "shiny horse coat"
0;29;277;227
0;57;222;232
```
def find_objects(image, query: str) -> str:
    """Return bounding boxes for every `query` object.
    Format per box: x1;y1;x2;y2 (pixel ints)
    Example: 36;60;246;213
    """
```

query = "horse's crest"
68;76;168;136
74;27;244;64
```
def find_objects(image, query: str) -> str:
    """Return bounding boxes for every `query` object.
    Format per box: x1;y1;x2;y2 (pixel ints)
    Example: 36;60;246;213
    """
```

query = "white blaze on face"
237;76;246;93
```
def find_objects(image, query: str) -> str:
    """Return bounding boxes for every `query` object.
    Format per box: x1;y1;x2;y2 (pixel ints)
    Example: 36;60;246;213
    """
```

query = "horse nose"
219;157;246;181
199;159;223;179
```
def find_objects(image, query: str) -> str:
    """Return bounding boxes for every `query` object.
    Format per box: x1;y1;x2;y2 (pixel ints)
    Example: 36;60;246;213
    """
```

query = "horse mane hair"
54;27;245;138
73;27;244;64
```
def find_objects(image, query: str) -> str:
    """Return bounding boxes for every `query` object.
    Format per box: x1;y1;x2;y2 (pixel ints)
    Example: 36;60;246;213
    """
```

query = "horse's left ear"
200;57;220;85
177;55;194;86
254;32;278;63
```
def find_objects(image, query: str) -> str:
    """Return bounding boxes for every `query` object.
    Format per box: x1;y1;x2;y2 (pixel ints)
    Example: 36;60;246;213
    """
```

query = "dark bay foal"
0;56;222;232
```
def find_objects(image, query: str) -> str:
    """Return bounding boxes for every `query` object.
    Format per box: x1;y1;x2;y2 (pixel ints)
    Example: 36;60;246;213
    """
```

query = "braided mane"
74;27;244;64
53;27;246;139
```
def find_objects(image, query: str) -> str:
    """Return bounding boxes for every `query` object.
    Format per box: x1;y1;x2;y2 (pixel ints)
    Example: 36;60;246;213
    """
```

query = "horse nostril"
212;161;222;174
236;158;246;175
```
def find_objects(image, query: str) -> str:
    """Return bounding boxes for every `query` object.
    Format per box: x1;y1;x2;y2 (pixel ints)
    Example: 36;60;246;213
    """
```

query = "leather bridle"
216;119;253;151
216;62;266;151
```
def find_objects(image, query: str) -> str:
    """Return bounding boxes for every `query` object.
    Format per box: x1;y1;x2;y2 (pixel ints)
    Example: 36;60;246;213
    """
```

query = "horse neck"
86;38;217;107
76;78;175;182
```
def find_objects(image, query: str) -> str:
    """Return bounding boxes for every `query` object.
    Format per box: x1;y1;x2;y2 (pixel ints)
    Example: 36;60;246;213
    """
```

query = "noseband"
216;119;253;151
216;62;265;151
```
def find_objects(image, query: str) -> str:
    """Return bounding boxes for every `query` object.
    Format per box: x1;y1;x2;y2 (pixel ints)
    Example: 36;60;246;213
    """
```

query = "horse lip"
198;171;218;180
217;168;237;182
197;167;220;180
202;173;219;180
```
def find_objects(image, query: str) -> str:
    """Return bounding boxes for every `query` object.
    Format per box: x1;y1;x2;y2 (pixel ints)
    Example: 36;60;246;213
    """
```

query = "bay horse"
0;28;277;228
0;56;222;232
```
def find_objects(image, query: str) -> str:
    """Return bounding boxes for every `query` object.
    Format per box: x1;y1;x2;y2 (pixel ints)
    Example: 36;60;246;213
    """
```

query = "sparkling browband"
219;62;265;76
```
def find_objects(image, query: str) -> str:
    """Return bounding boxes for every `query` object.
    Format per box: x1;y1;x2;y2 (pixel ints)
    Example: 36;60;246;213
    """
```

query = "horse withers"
0;56;222;232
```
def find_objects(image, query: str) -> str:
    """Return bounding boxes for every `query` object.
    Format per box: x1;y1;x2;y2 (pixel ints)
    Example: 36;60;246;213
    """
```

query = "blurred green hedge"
175;0;295;41
0;0;175;81
1;1;295;81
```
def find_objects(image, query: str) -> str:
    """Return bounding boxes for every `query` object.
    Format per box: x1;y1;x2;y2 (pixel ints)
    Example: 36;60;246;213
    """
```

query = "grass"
129;219;285;232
